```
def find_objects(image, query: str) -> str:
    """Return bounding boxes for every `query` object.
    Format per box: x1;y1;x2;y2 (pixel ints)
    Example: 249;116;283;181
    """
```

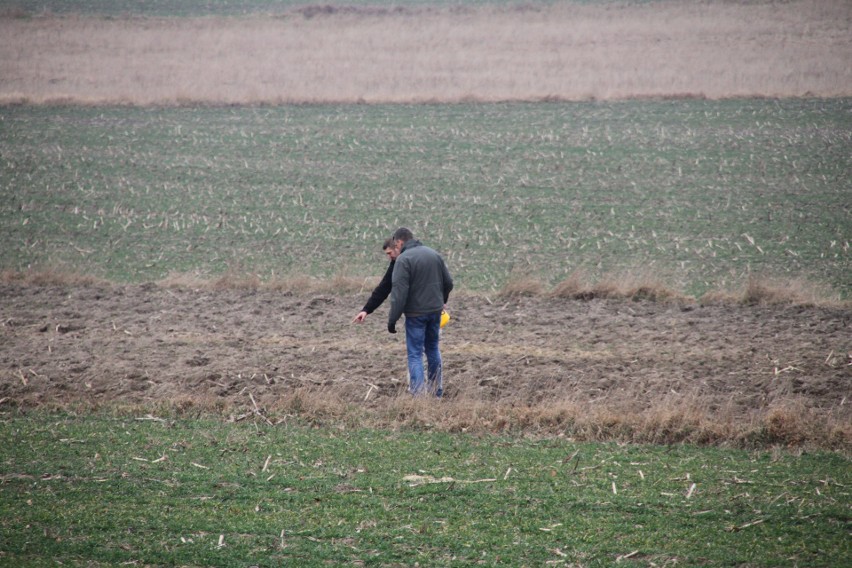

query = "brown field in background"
1;0;850;105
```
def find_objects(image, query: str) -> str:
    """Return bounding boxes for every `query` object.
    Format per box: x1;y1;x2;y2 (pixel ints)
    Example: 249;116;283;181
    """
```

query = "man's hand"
352;311;368;323
388;322;397;334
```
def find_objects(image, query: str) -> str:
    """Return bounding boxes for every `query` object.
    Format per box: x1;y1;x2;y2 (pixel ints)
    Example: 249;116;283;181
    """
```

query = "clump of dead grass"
157;270;368;295
497;272;546;298
0;267;107;287
744;401;850;449
502;269;685;302
592;271;687;302
551;269;688;303
741;276;842;307
701;275;847;308
156;271;209;289
549;269;593;299
266;387;354;425
265;273;367;295
213;270;263;290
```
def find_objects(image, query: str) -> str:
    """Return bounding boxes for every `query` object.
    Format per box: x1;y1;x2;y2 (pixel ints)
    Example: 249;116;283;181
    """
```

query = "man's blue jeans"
404;312;443;397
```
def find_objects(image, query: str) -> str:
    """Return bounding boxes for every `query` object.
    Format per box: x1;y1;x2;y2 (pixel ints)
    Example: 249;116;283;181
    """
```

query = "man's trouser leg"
404;315;427;395
423;312;443;397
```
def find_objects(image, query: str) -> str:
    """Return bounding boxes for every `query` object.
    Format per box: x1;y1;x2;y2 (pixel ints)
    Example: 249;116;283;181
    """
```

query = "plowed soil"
1;283;849;448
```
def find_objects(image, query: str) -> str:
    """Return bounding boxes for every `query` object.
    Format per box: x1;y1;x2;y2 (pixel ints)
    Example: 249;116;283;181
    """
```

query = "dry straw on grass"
156;269;369;295
469;268;689;302
1;0;850;105
700;275;846;308
125;387;850;451
2;267;846;308
550;270;592;299
78;372;846;451
0;267;107;287
550;269;689;303
497;272;546;298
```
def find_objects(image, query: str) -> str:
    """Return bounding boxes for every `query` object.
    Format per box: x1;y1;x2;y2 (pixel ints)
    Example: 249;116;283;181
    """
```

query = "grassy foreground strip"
1;412;848;567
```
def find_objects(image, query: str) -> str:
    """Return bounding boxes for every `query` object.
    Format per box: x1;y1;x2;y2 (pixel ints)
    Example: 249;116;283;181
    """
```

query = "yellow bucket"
440;310;450;328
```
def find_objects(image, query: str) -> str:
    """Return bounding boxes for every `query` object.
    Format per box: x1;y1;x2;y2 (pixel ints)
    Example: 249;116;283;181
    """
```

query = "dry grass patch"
218;388;852;452
61;388;849;451
497;272;546;298
551;269;688;303
592;271;687;302
754;401;851;449
550;270;592;299
0;267;107;287
741;276;843;307
264;273;368;295
701;275;848;308
213;270;263;291
501;269;687;302
3;268;847;309
157;270;369;294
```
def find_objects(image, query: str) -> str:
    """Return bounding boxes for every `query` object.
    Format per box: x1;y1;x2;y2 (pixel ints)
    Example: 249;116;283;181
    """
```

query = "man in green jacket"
388;227;453;397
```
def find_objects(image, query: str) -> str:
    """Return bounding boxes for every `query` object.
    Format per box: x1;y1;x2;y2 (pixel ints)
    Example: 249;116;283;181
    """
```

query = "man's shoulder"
408;243;437;255
399;241;444;263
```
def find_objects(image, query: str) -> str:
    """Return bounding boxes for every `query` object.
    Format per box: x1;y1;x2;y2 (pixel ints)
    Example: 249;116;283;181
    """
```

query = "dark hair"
392;227;414;242
382;237;394;250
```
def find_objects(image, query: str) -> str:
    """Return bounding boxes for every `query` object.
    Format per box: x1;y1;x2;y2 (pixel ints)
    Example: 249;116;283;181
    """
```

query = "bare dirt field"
1;281;849;449
1;0;850;105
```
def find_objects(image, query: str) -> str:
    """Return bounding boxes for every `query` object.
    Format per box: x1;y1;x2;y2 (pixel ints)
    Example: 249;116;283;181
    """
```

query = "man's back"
389;239;453;322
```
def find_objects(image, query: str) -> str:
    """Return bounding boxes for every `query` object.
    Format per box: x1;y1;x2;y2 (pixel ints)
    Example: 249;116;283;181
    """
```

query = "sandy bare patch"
1;0;850;105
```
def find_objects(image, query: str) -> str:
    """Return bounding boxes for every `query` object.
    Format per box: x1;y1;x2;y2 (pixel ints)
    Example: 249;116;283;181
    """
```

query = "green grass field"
1;412;849;567
2;99;850;297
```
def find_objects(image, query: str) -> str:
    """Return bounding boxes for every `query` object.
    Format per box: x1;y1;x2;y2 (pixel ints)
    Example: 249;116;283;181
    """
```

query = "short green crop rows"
1;413;849;567
1;99;850;296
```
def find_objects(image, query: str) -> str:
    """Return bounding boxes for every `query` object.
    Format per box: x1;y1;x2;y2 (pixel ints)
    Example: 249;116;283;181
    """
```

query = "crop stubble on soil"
1;283;849;446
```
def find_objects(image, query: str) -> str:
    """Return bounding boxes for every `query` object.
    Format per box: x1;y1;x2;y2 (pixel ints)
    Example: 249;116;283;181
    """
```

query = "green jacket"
388;240;453;327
